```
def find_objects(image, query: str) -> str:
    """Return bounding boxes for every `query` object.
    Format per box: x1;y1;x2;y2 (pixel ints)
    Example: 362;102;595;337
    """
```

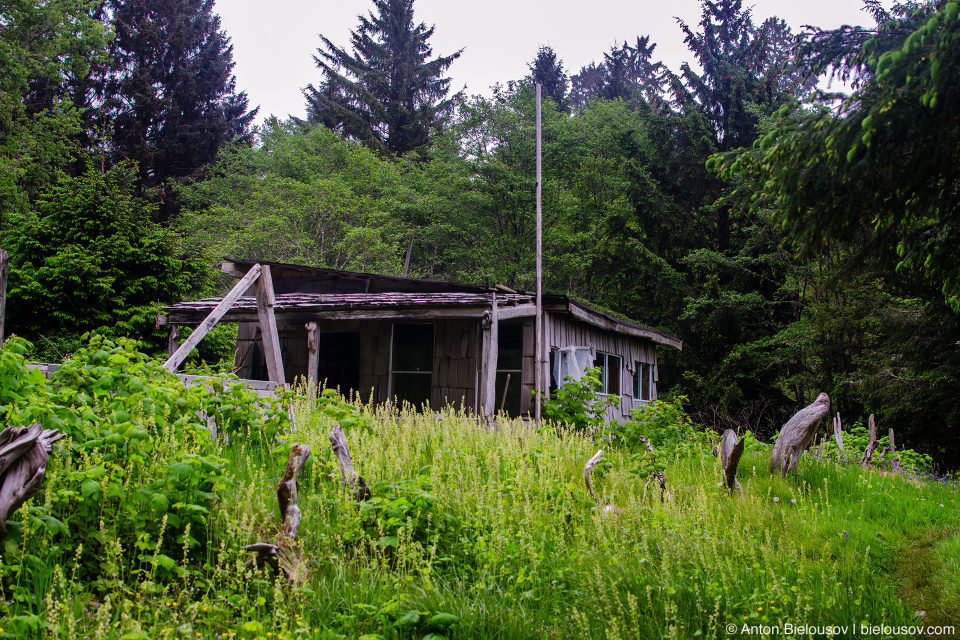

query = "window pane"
634;361;641;398
393;324;434;371
641;363;651;400
607;355;621;395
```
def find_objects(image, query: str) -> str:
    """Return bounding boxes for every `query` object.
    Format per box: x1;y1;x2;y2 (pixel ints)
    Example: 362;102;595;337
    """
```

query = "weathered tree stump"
245;442;312;582
880;427;897;460
329;423;370;501
770;393;831;474
719;429;745;490
0;423;66;533
833;413;845;455
861;414;880;465
584;449;619;515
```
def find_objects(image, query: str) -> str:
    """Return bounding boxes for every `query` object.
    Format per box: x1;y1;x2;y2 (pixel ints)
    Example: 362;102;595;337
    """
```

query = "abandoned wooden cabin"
157;259;682;422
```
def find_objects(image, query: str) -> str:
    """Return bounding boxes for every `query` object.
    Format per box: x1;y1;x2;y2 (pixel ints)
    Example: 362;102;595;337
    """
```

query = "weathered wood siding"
431;319;480;411
541;311;658;423
236;318;479;410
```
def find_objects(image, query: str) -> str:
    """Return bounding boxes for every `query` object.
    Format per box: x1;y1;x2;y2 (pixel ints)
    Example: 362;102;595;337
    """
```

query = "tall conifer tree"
528;46;568;111
304;0;462;156
106;0;257;221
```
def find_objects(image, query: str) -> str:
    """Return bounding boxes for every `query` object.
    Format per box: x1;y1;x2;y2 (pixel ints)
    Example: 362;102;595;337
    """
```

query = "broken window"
391;324;434;408
553;346;593;388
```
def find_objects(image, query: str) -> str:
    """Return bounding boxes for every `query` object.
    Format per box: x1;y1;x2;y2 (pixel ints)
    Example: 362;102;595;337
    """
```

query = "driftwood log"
0;423;66;533
245;443;312;581
719;429;745;490
584;450;618;514
329;424;371;501
770;393;831;474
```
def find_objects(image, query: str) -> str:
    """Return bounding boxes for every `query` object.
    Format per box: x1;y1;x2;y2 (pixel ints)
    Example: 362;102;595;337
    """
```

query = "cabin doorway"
317;332;360;397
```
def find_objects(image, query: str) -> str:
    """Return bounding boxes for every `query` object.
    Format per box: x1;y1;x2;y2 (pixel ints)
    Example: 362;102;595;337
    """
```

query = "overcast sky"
214;0;876;125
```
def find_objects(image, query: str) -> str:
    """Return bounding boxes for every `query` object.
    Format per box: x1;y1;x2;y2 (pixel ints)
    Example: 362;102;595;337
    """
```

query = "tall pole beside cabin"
534;83;544;425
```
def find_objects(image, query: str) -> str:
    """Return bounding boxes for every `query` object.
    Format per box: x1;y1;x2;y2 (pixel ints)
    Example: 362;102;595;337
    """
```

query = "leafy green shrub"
608;396;712;458
817;420;933;474
538;366;619;434
0;334;291;596
356;466;459;559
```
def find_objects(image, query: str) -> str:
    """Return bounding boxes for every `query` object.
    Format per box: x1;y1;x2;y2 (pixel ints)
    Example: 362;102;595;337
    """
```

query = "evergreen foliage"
2;161;197;356
106;0;257;221
528;45;568;110
304;0;462;156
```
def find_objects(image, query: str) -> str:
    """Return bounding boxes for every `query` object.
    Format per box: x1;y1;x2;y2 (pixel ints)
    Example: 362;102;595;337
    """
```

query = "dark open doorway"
317;332;361;396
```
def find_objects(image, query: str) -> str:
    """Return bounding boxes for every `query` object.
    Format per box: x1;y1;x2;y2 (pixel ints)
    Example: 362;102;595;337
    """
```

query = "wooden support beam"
0;248;8;344
305;321;319;399
167;325;179;358
481;293;499;419
163;264;263;372
255;265;285;385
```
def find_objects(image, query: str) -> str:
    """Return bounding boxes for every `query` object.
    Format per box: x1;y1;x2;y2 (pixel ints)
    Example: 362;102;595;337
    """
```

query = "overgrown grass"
2;392;958;639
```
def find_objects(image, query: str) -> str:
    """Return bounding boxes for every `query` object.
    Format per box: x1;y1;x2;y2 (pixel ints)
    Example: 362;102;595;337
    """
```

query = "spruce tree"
106;0;257;221
528;46;568;110
304;0;462;156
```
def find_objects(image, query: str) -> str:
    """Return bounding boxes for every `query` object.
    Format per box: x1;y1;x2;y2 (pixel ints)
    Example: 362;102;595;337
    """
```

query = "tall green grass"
3;395;958;639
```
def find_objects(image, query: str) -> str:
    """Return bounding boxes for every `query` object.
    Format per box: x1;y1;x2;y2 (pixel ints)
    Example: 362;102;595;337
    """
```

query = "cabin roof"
159;260;681;349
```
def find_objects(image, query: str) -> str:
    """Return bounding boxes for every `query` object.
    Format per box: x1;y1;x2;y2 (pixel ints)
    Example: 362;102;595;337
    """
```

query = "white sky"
214;0;876;124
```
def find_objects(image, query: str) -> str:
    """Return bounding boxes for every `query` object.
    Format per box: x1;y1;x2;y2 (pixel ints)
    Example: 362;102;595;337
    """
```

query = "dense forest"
2;0;959;469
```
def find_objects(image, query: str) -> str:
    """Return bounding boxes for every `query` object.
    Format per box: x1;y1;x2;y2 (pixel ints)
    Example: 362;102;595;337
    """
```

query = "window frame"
633;361;652;401
594;351;621;396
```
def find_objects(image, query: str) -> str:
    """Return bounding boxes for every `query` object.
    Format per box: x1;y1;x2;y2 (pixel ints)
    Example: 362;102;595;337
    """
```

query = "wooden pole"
305;321;319;400
0;248;8;345
167;325;180;358
255;265;285;385
534;82;543;425
482;293;499;420
164;264;263;372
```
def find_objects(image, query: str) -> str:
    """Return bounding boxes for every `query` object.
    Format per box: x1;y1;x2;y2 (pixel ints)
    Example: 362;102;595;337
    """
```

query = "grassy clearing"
3;387;957;640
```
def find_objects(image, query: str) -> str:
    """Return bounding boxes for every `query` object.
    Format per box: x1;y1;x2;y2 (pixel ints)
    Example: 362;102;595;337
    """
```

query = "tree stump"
0;423;66;533
861;414;880;465
245;443;312;582
719;429;745;490
770;393;831;474
584;449;618;514
329;423;370;501
833;413;845;455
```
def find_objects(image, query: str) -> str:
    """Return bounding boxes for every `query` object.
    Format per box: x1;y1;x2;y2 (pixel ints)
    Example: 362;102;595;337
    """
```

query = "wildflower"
791;499;797;504
773;497;779;503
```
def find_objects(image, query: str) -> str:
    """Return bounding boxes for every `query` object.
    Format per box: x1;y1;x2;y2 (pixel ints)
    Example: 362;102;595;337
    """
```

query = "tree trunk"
770;393;831;474
719;429;745;490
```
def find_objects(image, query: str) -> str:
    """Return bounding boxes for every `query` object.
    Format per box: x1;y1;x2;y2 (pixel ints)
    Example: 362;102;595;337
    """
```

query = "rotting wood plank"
255;265;285;385
164;264;263;372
